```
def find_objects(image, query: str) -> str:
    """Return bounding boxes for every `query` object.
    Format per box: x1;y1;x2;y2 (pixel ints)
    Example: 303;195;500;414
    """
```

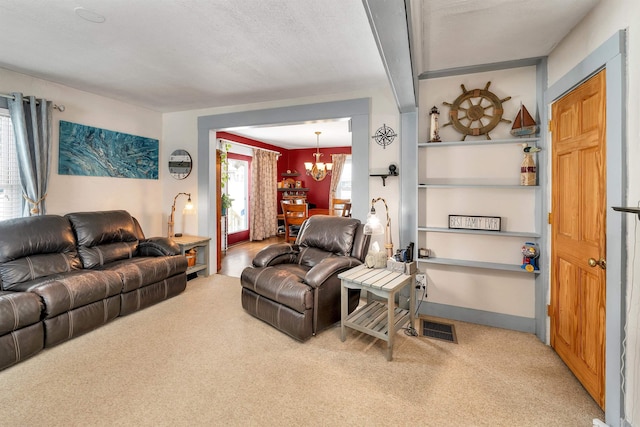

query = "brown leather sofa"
240;215;370;341
0;290;44;370
0;210;187;370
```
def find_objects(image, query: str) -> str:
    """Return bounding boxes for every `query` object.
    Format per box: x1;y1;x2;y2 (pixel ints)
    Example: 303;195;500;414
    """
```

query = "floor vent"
420;317;458;343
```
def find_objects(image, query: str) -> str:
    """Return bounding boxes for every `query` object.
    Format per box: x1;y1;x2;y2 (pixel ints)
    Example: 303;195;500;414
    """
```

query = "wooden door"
216;150;222;272
550;70;606;409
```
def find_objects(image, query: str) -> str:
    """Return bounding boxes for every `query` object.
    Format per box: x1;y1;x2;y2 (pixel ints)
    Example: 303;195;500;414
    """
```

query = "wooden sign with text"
448;215;501;231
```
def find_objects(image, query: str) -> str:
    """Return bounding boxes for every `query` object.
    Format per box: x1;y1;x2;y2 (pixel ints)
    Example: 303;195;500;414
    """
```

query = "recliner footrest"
241;288;313;341
240;265;312;313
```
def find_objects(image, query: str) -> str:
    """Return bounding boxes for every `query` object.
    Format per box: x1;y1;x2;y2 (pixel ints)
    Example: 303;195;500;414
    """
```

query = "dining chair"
331;198;352;217
341;202;352;217
283;195;306;204
281;201;309;243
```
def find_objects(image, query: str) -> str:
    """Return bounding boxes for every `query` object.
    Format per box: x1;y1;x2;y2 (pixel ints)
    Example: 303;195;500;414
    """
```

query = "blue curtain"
7;93;52;216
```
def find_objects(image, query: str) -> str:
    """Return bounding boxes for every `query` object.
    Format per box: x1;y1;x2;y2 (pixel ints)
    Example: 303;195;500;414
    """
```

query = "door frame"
225;151;252;246
196;98;371;275
545;30;626;425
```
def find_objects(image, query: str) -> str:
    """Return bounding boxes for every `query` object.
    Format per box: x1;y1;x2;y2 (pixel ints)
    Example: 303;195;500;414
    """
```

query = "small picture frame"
418;248;430;258
295;180;302;188
448;215;501;231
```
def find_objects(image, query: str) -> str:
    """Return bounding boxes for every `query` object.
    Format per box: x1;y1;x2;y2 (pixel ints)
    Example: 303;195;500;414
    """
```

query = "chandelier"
304;131;332;181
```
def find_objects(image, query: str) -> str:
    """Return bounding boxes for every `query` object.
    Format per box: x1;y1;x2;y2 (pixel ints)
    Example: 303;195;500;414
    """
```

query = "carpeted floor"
0;274;603;426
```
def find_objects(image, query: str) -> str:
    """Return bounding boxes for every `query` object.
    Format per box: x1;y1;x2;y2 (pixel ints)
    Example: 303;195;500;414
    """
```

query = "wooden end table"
339;264;415;361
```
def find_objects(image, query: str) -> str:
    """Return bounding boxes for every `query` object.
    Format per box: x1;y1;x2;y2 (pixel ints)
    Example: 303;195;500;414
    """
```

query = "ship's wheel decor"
442;81;512;140
372;124;397;149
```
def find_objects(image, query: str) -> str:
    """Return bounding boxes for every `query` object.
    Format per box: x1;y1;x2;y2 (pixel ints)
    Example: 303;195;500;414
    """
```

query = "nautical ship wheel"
442;81;511;140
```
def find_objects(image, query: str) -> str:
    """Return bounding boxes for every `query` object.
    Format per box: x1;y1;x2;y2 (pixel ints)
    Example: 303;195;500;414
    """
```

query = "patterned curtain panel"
328;153;346;208
7;93;52;216
250;149;278;240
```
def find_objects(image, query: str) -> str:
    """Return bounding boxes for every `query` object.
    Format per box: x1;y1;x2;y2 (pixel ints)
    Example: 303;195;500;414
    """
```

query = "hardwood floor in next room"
219;236;283;277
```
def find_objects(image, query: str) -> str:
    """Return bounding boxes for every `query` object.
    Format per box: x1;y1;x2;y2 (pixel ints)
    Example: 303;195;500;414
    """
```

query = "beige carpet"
0;274;603;426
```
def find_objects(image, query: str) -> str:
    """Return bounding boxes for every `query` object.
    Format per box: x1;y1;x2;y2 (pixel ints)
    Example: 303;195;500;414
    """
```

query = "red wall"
216;132;285;159
285;147;351;209
217;131;351;210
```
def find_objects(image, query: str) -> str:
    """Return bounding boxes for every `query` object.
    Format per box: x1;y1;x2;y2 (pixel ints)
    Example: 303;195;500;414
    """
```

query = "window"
0;109;21;220
226;156;250;234
336;155;352;200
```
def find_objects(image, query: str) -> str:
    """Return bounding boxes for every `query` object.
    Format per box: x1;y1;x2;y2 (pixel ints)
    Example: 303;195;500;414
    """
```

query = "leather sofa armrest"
138;237;181;256
305;256;363;289
252;243;299;267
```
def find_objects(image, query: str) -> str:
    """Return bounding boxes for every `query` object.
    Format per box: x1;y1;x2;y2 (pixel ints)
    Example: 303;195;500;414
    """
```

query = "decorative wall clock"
442;81;511;140
371;124;397;149
168;149;192;179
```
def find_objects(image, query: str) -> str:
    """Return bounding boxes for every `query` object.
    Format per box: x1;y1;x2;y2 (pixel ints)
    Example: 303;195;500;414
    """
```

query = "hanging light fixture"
304;131;332;182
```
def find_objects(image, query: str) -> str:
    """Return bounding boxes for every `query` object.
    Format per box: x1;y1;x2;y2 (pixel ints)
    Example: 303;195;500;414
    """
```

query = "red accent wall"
217;131;285;160
285;146;351;209
217;131;351;210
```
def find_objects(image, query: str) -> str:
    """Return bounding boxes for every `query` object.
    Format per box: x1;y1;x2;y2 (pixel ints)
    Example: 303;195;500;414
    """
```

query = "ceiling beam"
362;0;417;113
419;57;547;80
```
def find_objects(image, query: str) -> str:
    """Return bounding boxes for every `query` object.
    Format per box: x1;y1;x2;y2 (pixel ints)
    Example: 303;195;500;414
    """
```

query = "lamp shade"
364;211;384;235
183;196;194;212
363;197;393;258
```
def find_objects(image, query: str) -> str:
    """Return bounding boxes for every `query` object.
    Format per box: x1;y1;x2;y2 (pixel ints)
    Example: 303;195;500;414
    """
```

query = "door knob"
588;258;606;270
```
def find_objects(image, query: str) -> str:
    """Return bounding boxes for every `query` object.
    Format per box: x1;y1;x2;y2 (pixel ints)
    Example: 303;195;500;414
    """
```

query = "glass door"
226;153;251;245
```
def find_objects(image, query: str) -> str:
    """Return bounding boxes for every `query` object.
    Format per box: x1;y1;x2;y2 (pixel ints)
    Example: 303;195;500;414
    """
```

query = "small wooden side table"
339;264;415;361
172;235;211;277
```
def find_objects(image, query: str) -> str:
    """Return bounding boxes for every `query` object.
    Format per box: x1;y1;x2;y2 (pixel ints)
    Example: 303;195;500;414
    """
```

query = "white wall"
162;85;401;262
0;62;400;261
0;67;164;235
418;66;538;318
548;0;640;423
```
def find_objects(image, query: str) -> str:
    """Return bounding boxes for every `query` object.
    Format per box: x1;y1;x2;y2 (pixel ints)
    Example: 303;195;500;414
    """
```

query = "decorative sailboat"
511;103;538;137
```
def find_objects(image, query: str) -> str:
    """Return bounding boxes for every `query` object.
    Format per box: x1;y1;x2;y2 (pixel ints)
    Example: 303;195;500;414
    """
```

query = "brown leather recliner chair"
240;215;370;341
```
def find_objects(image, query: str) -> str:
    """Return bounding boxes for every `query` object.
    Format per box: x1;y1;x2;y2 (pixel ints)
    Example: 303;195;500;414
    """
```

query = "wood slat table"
171;235;211;277
339;264;415;361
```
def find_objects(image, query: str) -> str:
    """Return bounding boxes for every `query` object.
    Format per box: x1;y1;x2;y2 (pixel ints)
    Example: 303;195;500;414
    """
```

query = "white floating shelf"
418;137;539;148
417;257;540;274
419;183;538;189
418;226;540;238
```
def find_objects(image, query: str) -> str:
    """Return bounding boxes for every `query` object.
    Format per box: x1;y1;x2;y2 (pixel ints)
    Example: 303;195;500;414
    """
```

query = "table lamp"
363;197;393;258
168;192;194;237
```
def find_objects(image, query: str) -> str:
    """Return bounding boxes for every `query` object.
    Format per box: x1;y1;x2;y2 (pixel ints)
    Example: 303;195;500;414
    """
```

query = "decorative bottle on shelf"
520;144;540;186
520;153;536;186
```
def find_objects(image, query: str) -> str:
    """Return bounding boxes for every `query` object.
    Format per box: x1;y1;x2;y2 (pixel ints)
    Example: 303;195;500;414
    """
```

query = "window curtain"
7;93;52;216
250;149;278;240
328;153;346;208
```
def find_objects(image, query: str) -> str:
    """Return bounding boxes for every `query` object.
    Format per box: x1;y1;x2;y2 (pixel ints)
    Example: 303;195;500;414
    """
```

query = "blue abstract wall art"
58;120;159;180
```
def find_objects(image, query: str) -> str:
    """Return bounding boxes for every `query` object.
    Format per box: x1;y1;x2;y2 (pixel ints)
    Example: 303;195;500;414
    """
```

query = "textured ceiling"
411;0;600;75
0;0;387;113
0;0;600;148
225;119;352;150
